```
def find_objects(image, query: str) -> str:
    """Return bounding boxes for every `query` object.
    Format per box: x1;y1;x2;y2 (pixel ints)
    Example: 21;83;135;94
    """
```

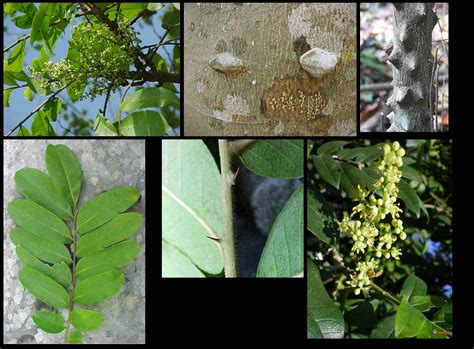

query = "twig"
3;34;29;53
218;140;237;277
125;70;180;84
370;281;401;306
5;81;74;136
102;85;113;118
430;47;439;132
4;84;28;91
361;75;448;92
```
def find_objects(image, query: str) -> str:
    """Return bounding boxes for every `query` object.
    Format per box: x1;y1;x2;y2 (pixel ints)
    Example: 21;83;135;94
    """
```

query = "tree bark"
386;3;437;132
184;3;356;136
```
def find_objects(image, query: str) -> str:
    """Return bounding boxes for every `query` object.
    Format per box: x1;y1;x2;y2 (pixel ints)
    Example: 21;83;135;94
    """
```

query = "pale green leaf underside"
11;227;72;265
32;311;65;334
17;246;71;286
76;212;143;257
162;140;224;276
8;199;72;243
76;186;141;235
70;309;104;331
162;240;205;277
19;267;69;309
307;259;344;338
257;185;303;277
74;269;124;305
240;140;304;179
46;144;83;209
76;240;140;280
15;168;73;221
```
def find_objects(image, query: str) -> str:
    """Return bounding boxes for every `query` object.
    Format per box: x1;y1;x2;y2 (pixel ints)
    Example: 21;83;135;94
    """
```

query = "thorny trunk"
386;3;437;132
184;3;356;136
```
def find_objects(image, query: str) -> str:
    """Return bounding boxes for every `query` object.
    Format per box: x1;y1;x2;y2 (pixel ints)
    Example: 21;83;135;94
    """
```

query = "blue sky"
4;4;179;135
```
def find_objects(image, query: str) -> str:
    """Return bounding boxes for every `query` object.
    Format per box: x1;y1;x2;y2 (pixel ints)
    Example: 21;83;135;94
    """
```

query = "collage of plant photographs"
3;2;456;346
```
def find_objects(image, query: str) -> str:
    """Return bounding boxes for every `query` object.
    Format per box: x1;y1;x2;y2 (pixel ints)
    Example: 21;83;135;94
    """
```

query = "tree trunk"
184;3;356;136
386;3;437;132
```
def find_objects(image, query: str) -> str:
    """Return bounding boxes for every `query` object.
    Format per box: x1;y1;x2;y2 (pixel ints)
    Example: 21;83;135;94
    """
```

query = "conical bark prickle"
387;3;437;132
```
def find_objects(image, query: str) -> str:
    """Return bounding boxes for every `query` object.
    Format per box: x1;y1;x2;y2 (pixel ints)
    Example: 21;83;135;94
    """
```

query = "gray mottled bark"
386;3;437;132
184;3;356;136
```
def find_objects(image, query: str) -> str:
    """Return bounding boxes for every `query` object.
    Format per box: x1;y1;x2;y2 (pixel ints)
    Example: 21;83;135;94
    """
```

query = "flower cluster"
28;16;141;101
339;141;406;295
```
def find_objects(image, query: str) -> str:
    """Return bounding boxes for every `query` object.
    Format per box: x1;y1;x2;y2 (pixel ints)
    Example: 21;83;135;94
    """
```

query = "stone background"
3;140;145;344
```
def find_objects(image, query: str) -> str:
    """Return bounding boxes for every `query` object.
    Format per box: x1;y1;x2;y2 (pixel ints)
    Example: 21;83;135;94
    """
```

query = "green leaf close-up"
6;141;144;343
239;140;304;179
162;140;224;276
307;259;344;338
163;139;304;278
257;185;304;277
32;311;66;334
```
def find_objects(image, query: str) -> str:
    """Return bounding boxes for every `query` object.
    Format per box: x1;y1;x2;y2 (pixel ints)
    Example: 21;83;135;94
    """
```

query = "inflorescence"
339;141;406;295
27;16;141;101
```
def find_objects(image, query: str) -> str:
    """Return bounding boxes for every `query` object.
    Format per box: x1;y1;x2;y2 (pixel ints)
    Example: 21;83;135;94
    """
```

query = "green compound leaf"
31;111;56;136
16;246;71;286
4;89;12;107
398;179;423;217
30;3;55;46
93;113;118;136
257;186;303;277
76;240;141;280
307;189;338;245
120;87;179;112
19;267;69;309
339;162;377;198
17;126;31;136
307;259;344;338
400;274;427;301
67;331;83;344
119;110;171;136
162;240;205;277
147;3;164;11
11;227;72;265
14;168;72;220
12;4;38;29
32;311;65;334
76;186;141;235
76;213;144;257
370;314;396;338
70;309;104;331
313;155;341;189
43;97;62;122
162;140;224;276
46;144;82;209
317;140;351;155
24;86;33;101
74;269;125;305
239;140;304;179
8;199;72;243
395;297;432;338
410;295;435;312
8;39;26;72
